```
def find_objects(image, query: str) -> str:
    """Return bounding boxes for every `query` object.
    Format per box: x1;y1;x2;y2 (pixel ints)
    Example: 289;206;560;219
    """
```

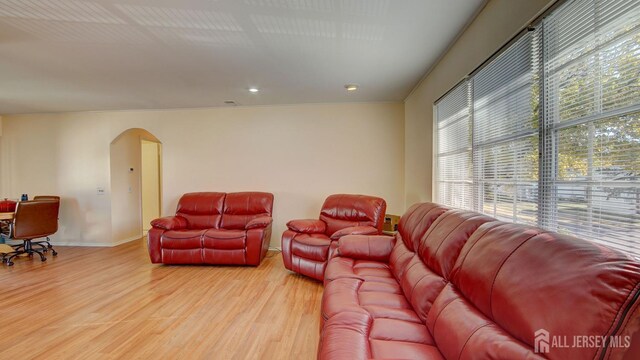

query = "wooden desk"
0;212;13;221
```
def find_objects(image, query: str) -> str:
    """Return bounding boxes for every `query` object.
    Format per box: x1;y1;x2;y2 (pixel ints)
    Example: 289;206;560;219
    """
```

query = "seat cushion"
324;256;398;285
202;229;246;249
291;234;331;262
161;229;205;249
318;308;443;360
322;277;416;321
201;229;248;264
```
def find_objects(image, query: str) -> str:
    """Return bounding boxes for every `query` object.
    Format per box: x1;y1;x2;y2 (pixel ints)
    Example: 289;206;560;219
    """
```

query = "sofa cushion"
176;192;225;229
159;228;205;264
161;229;204;249
322;278;415;324
397;203;449;252
220;192;273;230
291;234;331;262
202;229;246;249
325;256;397;284
319;194;386;236
318;310;444;360
335;235;396;262
417;209;495;279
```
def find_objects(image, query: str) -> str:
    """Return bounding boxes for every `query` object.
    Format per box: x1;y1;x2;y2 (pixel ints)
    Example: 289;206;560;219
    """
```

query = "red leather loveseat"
282;194;386;281
318;202;640;359
148;192;273;266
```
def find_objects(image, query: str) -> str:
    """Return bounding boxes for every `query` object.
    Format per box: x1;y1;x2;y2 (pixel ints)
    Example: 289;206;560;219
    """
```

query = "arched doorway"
110;128;162;244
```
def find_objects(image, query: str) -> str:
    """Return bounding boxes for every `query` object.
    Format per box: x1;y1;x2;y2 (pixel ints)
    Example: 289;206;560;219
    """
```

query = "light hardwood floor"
0;240;323;359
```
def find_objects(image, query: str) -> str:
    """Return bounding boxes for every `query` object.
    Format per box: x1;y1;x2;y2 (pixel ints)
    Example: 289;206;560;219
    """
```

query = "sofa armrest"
330;226;379;240
287;219;326;234
336;235;396;262
246;216;273;230
150;216;188;230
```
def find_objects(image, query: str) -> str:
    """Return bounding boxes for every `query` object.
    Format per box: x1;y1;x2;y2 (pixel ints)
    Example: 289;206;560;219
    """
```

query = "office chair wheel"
6;261;14;266
52;250;58;256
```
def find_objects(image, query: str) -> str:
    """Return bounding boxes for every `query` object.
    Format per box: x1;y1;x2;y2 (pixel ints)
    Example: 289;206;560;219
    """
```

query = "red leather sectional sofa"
148;192;273;266
318;202;640;359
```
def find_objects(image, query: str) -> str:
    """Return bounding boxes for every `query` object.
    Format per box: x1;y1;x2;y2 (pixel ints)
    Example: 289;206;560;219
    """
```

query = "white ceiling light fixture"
345;84;359;91
248;87;259;93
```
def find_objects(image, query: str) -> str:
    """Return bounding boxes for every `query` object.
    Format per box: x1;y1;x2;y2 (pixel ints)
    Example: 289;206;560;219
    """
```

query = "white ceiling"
0;0;484;114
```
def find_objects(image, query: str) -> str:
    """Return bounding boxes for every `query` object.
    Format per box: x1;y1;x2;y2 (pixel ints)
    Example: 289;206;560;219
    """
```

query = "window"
434;80;472;210
434;0;640;257
473;31;540;226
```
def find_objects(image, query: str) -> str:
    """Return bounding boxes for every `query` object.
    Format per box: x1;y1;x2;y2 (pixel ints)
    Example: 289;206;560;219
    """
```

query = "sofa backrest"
424;221;640;359
220;192;274;230
391;205;494;323
176;192;226;229
396;202;450;252
319;194;386;236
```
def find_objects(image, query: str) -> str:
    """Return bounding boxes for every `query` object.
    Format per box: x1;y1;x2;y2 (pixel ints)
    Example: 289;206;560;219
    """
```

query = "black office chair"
2;200;59;266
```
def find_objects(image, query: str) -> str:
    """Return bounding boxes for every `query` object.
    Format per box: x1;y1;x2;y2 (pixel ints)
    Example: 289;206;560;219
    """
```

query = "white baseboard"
113;236;143;246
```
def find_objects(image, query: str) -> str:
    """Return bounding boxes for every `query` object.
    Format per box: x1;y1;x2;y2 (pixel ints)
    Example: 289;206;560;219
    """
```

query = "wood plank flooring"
0;240;323;359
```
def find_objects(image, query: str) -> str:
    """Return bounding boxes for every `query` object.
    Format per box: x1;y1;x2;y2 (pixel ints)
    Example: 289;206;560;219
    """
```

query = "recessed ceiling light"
345;84;359;91
248;87;259;93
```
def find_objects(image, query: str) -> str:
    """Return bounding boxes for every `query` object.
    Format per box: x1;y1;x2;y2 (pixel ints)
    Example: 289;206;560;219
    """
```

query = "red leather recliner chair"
281;194;386;281
148;192;273;266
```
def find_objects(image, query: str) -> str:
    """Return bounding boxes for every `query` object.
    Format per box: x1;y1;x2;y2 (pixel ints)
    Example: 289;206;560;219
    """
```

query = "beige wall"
0;102;404;247
403;0;554;206
141;140;161;233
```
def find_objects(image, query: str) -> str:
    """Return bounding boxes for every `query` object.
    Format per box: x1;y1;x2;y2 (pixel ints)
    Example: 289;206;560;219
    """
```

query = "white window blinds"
473;30;540;226
435;81;472;210
434;0;640;258
543;0;640;255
